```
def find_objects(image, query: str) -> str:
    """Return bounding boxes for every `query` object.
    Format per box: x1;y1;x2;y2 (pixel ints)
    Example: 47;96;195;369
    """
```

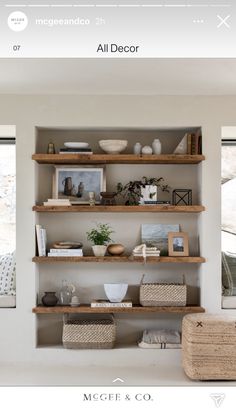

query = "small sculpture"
173;134;188;154
172;189;192;206
89;191;96;206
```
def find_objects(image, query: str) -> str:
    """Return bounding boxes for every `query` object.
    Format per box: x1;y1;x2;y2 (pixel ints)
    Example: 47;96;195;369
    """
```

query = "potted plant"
116;176;169;206
86;223;114;256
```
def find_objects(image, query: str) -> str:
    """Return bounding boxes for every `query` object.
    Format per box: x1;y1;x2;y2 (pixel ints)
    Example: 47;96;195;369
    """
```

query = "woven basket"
140;280;187;307
62;316;116;349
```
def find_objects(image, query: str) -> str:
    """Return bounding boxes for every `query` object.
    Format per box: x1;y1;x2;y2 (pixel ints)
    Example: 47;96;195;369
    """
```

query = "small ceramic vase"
107;243;125;256
47;142;55;154
133;142;142;155
152;139;162;154
42;292;58;307
141;145;153;155
92;245;107;257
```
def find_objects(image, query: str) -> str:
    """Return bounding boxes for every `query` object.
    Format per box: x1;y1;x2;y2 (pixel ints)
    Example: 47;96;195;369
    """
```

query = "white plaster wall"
0;125;15;137
222;127;236;139
0;94;234;365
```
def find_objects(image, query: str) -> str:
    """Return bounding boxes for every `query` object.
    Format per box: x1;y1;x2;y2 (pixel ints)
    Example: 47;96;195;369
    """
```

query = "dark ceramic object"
100;192;116;205
42;292;58;307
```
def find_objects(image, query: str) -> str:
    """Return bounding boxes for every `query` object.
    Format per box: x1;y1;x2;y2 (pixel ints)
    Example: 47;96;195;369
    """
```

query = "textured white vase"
92;245;107;257
139;185;158;204
152;139;162;154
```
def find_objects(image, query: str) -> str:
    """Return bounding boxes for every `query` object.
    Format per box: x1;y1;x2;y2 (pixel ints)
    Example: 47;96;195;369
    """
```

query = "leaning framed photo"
168;232;189;256
53;166;106;204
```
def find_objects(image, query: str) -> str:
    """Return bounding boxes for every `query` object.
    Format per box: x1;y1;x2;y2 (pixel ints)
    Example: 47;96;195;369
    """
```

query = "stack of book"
59;147;93;155
91;299;132;308
43;199;71;206
35;225;47;256
187;130;202;155
48;248;83;257
144;200;171;205
132;245;160;257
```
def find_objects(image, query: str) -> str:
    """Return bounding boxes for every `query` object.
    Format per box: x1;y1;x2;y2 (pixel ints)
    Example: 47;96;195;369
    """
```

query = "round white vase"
92;245;107;257
152;139;162;154
141;145;152;155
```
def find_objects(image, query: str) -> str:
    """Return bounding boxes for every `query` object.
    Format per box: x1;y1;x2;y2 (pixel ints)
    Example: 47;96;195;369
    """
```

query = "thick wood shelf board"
32;304;205;314
33;204;205;213
32;154;205;165
32;256;206;263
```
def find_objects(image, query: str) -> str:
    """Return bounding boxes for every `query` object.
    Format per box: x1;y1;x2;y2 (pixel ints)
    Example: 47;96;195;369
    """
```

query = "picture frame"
141;224;180;256
168;232;189;256
53;166;106;204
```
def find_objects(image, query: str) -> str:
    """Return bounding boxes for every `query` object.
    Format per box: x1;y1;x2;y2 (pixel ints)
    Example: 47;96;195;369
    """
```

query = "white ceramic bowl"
104;283;128;303
99;140;128;154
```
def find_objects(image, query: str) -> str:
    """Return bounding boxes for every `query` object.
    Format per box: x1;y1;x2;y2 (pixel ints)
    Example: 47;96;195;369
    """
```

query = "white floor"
1;354;235;386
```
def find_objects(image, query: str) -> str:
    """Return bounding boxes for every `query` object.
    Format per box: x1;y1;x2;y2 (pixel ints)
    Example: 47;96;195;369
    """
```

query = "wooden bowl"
107;244;125;256
52;241;83;249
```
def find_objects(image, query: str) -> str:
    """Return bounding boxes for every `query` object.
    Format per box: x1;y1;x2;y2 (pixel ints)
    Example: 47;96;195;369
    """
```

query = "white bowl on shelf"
104;283;128;303
99;140;128;154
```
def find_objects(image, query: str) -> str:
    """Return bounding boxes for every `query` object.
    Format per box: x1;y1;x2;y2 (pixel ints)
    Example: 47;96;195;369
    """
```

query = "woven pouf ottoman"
182;313;236;380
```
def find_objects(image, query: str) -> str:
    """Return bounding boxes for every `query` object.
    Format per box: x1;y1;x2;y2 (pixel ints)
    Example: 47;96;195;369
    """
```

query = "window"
0;138;16;255
222;138;236;296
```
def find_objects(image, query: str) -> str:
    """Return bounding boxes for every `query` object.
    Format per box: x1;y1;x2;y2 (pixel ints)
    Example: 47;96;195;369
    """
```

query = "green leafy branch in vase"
116;176;169;206
86;223;114;245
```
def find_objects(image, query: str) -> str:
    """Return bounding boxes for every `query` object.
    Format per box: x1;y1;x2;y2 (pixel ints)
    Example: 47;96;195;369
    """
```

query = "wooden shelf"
32;304;205;314
33;204;205;213
32;256;206;263
32;154;205;165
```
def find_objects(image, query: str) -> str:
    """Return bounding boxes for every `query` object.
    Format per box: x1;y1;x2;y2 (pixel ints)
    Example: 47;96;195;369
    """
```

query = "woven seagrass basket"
140;279;187;307
62;315;116;349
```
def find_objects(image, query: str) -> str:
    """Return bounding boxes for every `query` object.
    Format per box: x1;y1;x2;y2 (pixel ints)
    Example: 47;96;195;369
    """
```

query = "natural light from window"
0;138;15;255
222;127;236;299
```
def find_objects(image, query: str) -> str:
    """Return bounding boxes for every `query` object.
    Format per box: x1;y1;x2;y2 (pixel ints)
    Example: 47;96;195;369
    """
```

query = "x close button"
217;15;231;29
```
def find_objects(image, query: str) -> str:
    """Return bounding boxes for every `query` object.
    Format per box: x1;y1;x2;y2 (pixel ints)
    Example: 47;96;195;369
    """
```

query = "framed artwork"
141;224;180;256
53;166;106;204
168;232;189;257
